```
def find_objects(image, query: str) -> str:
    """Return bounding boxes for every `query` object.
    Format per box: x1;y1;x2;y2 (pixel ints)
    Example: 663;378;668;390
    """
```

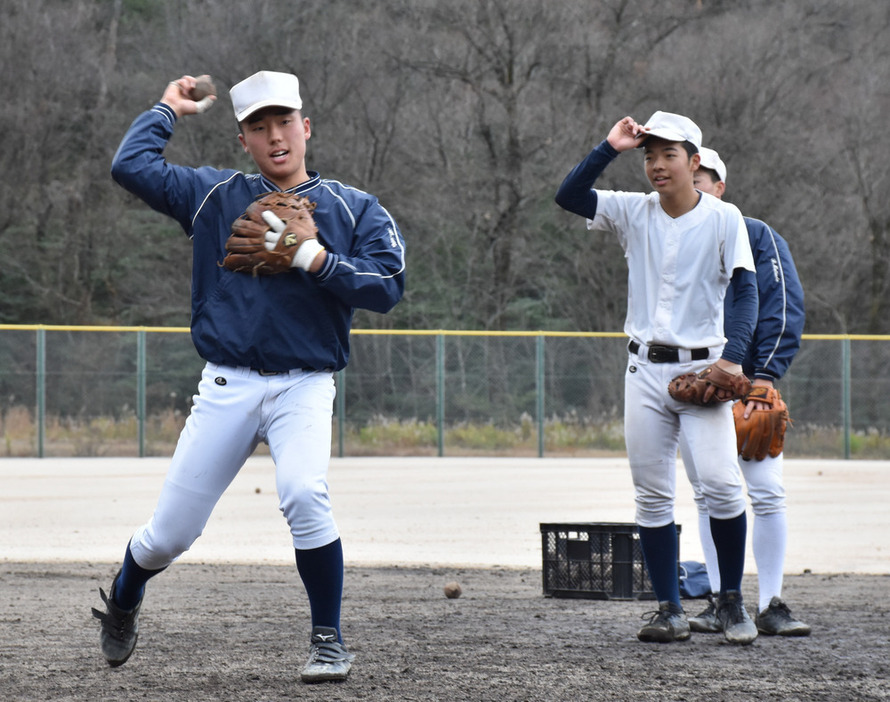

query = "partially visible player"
681;147;809;636
90;70;406;683
555;112;759;644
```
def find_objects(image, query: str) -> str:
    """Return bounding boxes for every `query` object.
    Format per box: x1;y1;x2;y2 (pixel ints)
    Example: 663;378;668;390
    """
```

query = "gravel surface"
2;562;888;701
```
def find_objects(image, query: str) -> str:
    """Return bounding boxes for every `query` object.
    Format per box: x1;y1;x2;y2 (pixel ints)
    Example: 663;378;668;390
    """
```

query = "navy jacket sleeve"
725;218;805;380
554;140;619;218
722;269;758;364
312;191;406;315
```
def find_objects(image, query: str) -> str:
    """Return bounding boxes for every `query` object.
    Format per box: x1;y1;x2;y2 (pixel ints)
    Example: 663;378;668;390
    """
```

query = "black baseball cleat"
755;597;811;636
91;573;142;667
637;601;691;643
715;590;758;645
300;626;356;683
688;593;721;633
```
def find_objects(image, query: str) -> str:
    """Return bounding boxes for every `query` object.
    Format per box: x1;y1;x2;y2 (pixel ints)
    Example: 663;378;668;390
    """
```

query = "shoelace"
309;640;354;664
92;589;138;638
640;608;678;625
692;597;716;619
718;600;746;625
769;601;794;619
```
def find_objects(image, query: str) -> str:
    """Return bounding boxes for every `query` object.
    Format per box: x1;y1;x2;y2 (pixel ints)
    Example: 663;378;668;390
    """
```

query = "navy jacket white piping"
725;217;805;381
111;103;405;372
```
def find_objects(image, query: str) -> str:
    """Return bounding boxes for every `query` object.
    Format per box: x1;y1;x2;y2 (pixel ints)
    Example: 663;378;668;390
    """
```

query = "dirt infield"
2;457;889;699
1;561;888;701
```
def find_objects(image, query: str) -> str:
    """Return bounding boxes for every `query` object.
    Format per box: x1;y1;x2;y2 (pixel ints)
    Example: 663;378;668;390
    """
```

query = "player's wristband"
293;239;325;271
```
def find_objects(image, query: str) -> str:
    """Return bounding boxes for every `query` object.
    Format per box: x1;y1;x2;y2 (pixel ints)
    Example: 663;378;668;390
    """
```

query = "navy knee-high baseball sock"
113;541;165;611
709;512;747;595
295;538;344;642
637;523;681;606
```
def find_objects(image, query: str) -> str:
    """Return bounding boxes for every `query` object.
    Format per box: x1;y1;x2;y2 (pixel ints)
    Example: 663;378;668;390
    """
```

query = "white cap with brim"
638;110;702;151
698;146;727;183
230;70;303;122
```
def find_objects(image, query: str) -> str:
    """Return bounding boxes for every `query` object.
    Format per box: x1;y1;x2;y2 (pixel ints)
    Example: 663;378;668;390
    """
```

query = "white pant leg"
740;452;786;515
624;359;681;528
681;431;784;599
130;364;264;570
265;371;340;550
626;355;746;527
676;401;746;520
679;432;721;593
740;452;787;608
678;431;708;513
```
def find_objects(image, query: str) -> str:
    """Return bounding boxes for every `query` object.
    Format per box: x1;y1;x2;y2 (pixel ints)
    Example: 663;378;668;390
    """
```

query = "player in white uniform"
555;112;759;644
681;148;810;637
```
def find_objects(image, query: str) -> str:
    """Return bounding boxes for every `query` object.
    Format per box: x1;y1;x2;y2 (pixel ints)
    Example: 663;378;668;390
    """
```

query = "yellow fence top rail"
1;324;888;341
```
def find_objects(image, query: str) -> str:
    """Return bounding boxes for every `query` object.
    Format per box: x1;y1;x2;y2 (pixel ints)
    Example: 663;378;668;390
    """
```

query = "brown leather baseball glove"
732;386;790;460
223;191;322;275
668;364;752;406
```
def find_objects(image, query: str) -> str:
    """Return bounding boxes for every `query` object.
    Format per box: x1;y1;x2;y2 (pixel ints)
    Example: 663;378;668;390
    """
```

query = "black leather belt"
628;341;709;364
254;367;316;376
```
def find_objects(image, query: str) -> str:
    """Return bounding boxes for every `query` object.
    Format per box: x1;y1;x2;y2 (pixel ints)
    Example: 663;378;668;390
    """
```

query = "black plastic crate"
540;522;681;600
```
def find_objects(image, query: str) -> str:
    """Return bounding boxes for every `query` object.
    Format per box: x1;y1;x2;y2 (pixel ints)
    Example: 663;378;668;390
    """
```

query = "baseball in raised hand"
162;74;217;117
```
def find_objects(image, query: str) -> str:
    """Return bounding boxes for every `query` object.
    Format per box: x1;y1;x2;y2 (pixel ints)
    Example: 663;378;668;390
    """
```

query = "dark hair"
643;137;698;161
238;106;302;134
696;166;721;184
245;106;300;125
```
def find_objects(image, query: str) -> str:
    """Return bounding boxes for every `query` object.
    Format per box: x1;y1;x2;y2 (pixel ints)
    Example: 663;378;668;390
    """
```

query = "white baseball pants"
681;437;788;605
129;363;339;570
624;354;746;528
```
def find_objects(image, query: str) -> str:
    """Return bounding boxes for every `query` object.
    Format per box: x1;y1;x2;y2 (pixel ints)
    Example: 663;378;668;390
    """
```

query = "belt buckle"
647;346;675;363
257;369;282;376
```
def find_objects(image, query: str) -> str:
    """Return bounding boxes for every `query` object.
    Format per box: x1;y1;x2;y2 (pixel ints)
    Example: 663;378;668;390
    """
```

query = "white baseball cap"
698;146;727;183
638;110;702;151
230;70;303;122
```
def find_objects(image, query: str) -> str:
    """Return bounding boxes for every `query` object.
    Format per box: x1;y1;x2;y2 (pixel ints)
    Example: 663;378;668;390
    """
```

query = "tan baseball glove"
223;191;323;275
732;386;790;460
668;364;752;406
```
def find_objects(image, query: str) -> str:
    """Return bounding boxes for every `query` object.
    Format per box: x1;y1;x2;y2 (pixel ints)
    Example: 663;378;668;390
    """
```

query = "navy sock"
113;541;165;611
709;512;747;594
637;523;681;606
295;539;344;641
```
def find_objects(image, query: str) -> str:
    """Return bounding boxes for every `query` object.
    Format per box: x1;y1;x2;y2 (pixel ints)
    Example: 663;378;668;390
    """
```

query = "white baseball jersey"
588;190;754;350
584;188;754;528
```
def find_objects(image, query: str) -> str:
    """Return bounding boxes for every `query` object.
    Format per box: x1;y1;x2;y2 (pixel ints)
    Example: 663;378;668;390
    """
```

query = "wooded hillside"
1;0;887;333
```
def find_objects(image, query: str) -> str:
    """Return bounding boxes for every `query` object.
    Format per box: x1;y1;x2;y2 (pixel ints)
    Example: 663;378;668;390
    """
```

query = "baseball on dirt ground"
444;581;462;599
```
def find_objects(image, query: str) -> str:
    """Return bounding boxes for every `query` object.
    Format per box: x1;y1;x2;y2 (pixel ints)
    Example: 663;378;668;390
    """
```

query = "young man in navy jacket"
681;147;809;638
91;70;405;684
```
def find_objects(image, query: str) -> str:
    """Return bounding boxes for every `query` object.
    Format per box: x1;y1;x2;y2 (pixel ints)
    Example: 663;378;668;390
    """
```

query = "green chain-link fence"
1;326;887;459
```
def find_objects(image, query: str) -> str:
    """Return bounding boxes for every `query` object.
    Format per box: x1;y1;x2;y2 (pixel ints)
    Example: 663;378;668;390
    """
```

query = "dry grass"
3;406;888;459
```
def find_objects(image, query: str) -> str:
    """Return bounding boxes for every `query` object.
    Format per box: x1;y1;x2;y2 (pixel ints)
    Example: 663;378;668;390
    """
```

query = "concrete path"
1;457;887;573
